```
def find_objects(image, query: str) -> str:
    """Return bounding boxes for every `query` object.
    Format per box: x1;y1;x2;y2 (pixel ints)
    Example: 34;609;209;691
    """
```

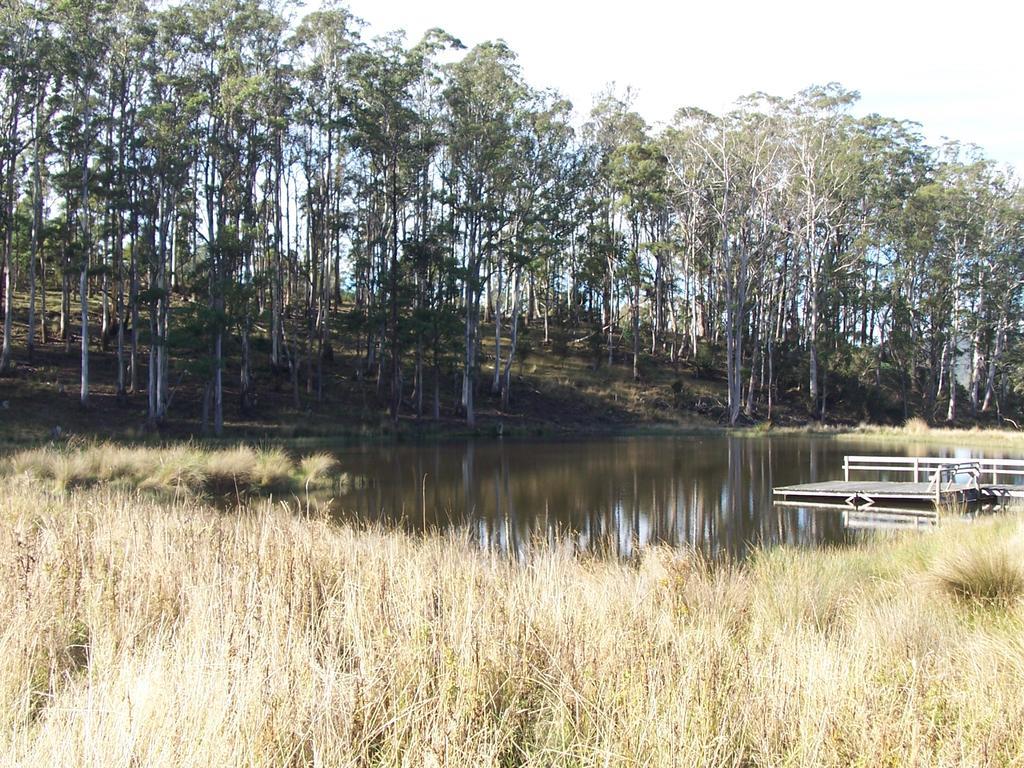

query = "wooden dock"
773;480;976;507
773;456;1024;510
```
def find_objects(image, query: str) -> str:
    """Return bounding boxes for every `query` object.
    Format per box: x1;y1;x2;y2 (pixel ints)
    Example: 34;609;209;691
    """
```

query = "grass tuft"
203;446;258;492
138;446;207;493
251;448;295;491
903;416;931;434
298;452;337;489
930;538;1024;605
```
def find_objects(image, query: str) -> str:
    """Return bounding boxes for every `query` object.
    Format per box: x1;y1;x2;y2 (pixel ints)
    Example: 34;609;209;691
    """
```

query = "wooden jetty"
773;455;1024;510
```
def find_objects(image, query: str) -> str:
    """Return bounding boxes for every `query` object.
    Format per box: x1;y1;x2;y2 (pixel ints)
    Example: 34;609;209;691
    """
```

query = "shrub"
515;336;533;365
692;342;716;379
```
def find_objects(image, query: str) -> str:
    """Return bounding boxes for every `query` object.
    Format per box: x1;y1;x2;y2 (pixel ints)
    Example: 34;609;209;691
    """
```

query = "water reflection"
320;435;993;560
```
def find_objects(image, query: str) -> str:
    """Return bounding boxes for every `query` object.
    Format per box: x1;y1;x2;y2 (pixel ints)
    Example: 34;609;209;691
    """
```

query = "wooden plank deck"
773;480;973;507
773;456;1024;511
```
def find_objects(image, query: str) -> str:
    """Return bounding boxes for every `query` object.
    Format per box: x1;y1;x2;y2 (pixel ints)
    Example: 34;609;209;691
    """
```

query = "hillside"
0;296;993;444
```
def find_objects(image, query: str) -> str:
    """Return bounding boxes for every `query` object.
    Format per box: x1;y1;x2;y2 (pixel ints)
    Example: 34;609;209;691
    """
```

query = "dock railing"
843;455;1024;486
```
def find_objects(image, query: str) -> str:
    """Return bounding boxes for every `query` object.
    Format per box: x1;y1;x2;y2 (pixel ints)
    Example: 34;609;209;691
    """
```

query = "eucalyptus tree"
925;146;991;421
494;91;576;408
662;109;716;360
396;29;460;419
49;0;118;406
962;165;1019;416
444;41;528;426
582;91;648;368
98;0;151;397
980;183;1024;414
730;96;785;419
842;115;931;413
782;85;859;419
292;2;357;408
348;30;453;422
224;0;290;417
664;99;781;424
14;1;60;363
0;0;38;373
137;1;204;424
607;134;666;380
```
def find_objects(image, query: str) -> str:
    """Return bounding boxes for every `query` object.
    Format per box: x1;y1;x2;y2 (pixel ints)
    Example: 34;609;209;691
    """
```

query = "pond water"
321;435;1013;560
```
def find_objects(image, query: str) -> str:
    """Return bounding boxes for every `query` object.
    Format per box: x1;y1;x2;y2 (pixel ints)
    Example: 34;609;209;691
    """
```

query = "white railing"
843;455;1024;485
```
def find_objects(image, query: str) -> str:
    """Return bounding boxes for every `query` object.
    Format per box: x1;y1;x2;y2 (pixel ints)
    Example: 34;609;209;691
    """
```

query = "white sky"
315;0;1023;171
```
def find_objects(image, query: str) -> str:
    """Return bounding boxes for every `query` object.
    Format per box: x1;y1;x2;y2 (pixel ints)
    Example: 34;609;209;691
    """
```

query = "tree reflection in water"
324;436;972;560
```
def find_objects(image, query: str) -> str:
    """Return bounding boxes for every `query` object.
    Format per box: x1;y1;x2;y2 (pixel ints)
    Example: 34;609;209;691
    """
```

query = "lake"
321;435;1010;560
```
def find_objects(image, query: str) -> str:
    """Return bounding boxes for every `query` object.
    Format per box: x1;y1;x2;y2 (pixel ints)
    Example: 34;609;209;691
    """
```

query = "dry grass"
251;447;295;491
299;452;338;488
903;416;932;435
1;482;1023;766
203;446;259;490
1;443;337;496
842;422;1024;449
930;536;1024;605
750;421;1024;450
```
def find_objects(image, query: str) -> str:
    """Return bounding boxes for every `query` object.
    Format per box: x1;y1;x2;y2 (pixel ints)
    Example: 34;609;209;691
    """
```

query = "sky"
314;0;1024;172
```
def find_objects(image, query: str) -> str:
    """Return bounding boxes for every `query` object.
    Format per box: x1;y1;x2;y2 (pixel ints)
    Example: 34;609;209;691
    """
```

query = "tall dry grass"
744;420;1024;450
1;443;336;497
1;482;1023;766
841;420;1024;449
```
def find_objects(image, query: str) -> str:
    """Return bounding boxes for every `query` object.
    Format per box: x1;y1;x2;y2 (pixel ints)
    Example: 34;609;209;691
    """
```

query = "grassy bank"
836;419;1024;450
731;417;1024;451
2;484;1024;766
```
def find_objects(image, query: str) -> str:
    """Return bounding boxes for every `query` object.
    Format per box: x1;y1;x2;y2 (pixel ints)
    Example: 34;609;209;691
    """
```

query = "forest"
2;0;1023;435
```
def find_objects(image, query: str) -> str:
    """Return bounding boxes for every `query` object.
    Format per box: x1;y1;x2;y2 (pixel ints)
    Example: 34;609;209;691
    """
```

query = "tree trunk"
946;337;958;423
982;314;1006;413
501;266;522;411
968;287;985;416
492;253;503;394
27;102;43;360
79;121;92;408
0;91;20;374
462;218;480;428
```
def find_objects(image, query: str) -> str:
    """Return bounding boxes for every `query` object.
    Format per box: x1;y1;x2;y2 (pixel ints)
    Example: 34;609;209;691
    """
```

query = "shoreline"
4;418;1024;452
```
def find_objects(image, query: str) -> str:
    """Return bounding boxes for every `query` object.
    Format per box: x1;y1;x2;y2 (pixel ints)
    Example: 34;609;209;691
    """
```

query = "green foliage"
691;343;717;380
